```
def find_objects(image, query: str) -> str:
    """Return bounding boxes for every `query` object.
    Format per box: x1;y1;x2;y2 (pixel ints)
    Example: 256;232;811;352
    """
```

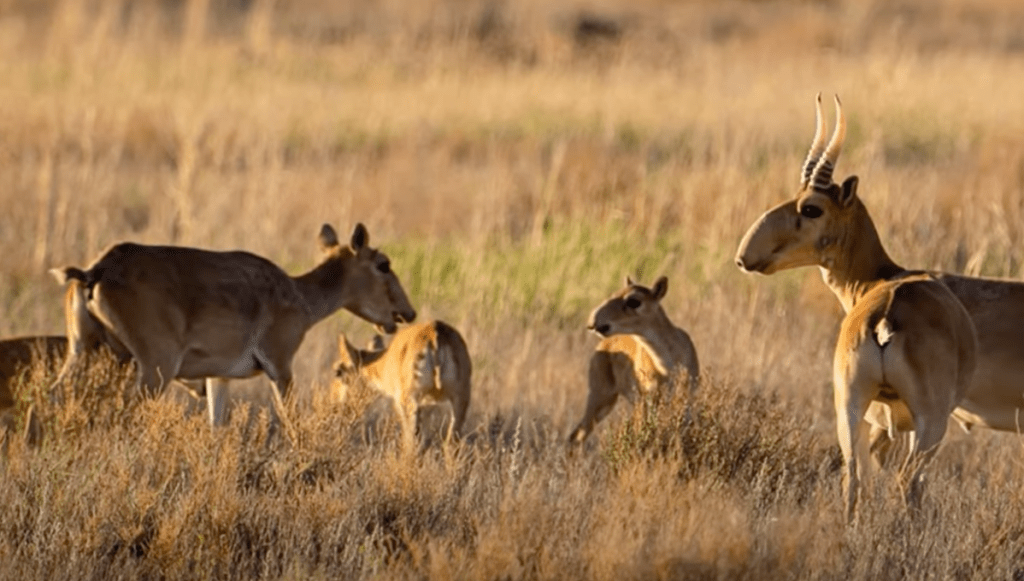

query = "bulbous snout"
734;200;797;275
376;308;416;335
735;254;751;271
395;308;416;325
735;221;767;273
735;249;772;274
735;250;768;273
586;309;612;337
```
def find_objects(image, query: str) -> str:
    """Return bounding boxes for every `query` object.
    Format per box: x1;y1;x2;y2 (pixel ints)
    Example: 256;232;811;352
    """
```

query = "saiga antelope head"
320;223;416;333
588;276;670;337
735;94;869;276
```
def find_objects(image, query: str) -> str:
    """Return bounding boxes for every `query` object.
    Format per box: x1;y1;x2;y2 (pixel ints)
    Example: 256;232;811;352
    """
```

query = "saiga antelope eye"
624;297;642;309
377;260;391;274
800;205;823;219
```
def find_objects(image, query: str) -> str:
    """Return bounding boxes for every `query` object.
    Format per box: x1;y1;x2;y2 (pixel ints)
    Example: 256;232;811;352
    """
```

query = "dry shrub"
3;0;1024;579
2;353;1023;579
599;377;839;511
34;349;139;438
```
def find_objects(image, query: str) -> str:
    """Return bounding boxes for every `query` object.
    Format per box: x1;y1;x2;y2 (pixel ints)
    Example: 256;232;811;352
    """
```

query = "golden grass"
3;0;1024;578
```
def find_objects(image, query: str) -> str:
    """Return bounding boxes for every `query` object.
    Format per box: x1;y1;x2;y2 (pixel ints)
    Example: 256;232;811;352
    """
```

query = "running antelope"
333;320;472;446
736;95;979;520
50;223;416;428
569;276;700;444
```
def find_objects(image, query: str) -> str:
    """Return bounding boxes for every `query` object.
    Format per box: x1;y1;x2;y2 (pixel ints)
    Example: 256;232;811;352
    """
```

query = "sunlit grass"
2;0;1024;579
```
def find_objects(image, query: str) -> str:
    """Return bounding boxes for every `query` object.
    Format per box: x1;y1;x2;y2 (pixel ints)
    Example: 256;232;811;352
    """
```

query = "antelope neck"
819;204;904;313
631;311;688;376
293;254;352;324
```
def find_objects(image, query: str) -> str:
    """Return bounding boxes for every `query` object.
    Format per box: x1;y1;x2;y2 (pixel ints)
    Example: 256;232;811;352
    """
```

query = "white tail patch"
875;318;895;347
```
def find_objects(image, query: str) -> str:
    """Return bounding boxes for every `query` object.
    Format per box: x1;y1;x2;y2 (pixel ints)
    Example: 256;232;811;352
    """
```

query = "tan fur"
569;276;700;444
50;223;416;428
334;320;472;445
736;95;978;521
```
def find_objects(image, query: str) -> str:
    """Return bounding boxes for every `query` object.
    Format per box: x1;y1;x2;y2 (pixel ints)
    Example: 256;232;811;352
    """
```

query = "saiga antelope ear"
349;223;369;252
319;224;340;251
652;276;669;301
839;176;859;208
625;275;635;287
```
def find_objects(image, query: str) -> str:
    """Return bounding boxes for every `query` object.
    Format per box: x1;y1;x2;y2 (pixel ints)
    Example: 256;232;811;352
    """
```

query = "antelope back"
333;321;471;401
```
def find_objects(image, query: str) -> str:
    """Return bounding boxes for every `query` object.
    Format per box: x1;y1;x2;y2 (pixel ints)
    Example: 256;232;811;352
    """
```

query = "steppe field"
4;0;1024;578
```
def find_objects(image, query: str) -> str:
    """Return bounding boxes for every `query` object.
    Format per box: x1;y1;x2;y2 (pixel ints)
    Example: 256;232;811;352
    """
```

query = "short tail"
50;266;88;285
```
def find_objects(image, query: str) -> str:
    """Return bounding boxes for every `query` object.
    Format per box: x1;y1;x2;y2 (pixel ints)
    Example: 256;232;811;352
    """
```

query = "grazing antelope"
735;95;979;520
50;223;416;428
333;320;472;446
569;276;700;445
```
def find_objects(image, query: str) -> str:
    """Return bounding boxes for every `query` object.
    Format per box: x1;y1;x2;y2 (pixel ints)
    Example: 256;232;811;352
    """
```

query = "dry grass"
2;0;1024;578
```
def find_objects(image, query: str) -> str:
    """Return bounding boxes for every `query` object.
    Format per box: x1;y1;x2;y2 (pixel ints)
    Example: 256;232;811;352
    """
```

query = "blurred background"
6;3;1024;578
2;0;1024;429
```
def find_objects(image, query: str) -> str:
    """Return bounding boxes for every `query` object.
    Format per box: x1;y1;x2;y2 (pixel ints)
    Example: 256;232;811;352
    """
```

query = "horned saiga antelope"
333;320;471;447
736;95;979;520
569;276;700;445
51;223;416;428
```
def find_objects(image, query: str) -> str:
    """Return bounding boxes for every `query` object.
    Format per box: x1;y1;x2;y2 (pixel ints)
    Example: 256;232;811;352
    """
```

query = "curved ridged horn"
810;95;846;191
800;93;827;188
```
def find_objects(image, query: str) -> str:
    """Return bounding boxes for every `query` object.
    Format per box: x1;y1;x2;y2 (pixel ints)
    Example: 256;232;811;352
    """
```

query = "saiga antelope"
735;95;978;520
51;223;416;428
569;276;700;444
333;320;472;447
55;276;229;425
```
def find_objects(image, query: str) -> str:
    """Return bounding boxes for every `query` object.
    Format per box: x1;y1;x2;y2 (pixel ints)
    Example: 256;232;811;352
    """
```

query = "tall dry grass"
2;0;1024;578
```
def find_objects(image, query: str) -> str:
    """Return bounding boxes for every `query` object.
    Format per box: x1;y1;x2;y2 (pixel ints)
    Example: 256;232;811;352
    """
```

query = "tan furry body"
51;223;416;428
335;320;472;444
736;95;979;520
831;273;976;520
570;277;700;444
